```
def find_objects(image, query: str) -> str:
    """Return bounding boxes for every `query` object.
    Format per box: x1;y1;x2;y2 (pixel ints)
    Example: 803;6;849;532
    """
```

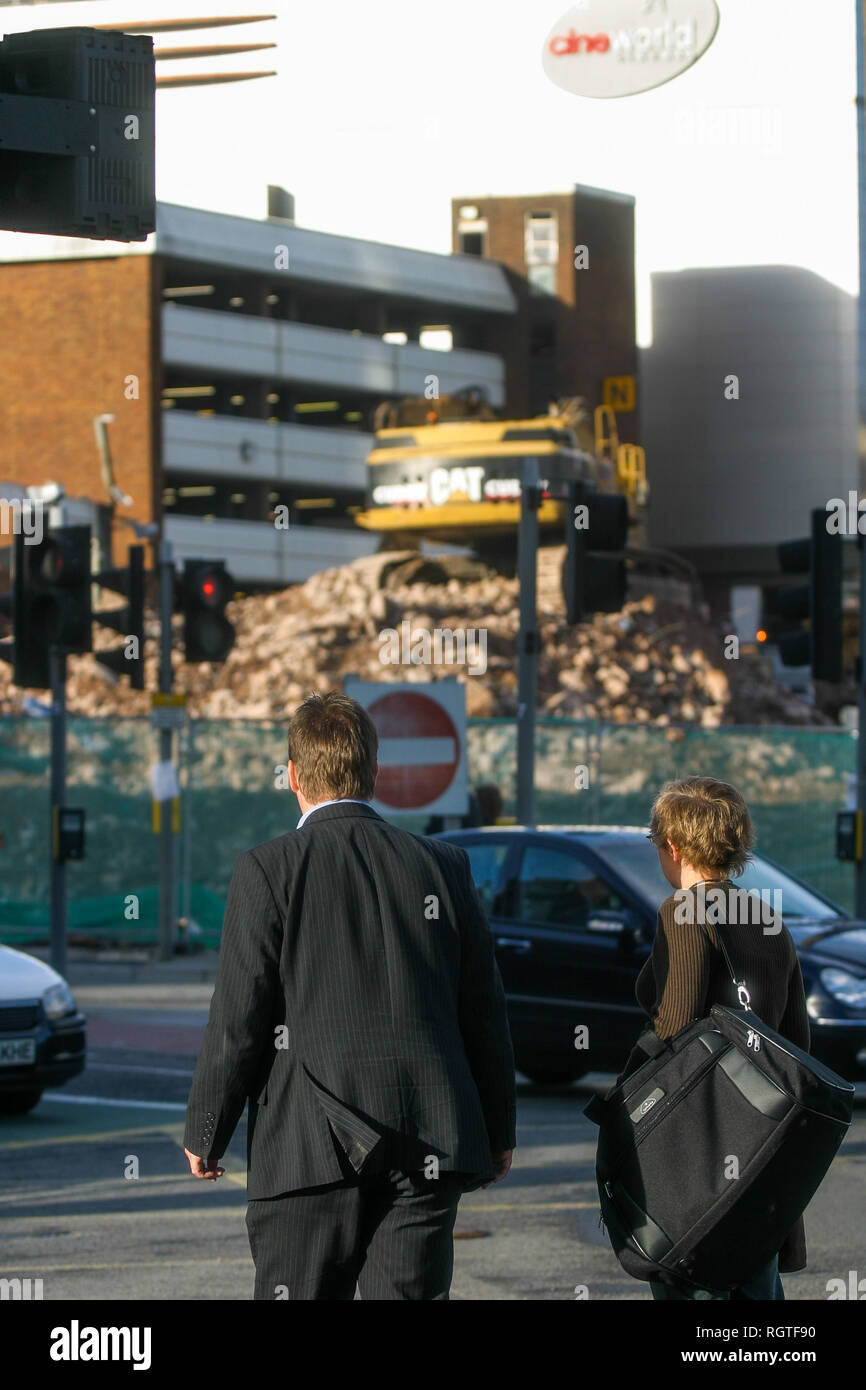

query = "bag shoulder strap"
689;881;753;1011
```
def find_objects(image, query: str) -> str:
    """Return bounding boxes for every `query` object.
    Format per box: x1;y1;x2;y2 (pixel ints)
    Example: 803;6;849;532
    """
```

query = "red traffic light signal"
194;566;232;608
179;560;235;663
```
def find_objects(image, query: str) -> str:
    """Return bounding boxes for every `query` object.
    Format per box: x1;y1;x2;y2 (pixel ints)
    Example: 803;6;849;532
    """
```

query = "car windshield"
586;837;843;921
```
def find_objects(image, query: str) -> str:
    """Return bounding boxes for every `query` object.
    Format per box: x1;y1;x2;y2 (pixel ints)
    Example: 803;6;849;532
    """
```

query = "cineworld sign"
542;0;720;98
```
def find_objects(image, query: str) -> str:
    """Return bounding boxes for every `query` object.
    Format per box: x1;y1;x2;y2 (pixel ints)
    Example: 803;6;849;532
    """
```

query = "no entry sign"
343;678;468;816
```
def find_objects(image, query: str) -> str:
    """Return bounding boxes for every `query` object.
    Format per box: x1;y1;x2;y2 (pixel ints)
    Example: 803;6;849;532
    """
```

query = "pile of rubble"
0;549;833;726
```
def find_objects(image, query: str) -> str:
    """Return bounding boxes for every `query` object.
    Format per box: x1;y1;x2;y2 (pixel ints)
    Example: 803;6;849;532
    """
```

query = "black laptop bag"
584;921;854;1293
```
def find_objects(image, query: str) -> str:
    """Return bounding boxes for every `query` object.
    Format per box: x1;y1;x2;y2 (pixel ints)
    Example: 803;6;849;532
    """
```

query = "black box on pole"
53;805;85;863
563;480;629;624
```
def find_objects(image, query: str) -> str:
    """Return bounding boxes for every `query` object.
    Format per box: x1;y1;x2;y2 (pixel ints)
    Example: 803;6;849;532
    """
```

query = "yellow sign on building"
602;375;636;412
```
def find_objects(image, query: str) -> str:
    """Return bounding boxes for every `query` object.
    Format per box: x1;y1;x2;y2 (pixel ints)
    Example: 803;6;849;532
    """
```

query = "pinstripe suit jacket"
184;802;517;1197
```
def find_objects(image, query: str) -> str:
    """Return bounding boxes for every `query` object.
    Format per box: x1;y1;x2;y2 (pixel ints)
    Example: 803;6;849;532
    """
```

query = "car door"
458;834;516;937
456;833;532;1014
506;838;648;1072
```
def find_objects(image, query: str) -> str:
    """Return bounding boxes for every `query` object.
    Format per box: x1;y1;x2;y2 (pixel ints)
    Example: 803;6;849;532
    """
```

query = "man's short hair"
287;692;378;802
648;776;755;877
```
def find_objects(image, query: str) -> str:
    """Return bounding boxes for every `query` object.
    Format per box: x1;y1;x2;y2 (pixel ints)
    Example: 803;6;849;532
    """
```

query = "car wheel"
518;1065;587;1087
0;1089;43;1115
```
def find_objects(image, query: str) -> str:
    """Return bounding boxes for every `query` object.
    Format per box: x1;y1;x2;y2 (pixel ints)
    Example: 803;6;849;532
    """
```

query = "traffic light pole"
516;458;539;827
157;542;177;961
857;533;866;918
564;478;583;625
49;649;68;978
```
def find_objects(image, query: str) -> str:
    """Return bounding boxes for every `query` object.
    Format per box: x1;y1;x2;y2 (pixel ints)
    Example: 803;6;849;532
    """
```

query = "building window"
527;264;557;296
458;214;488;258
525;211;558;264
525;211;559;296
461;230;485;256
419;326;453;351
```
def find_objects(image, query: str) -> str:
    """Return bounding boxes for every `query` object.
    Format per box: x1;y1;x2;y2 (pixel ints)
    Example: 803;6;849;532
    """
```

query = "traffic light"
0;27;155;240
9;526;92;688
92;546;145;689
760;509;843;681
178;561;236;663
562;480;629;623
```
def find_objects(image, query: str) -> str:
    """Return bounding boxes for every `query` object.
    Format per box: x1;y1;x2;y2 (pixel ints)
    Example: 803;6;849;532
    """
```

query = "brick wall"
451;188;638;439
0;255;159;563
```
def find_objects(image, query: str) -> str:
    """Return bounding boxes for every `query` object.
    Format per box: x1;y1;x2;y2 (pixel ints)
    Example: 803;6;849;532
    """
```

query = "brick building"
451;184;638;434
1;182;639;586
0;197;515;583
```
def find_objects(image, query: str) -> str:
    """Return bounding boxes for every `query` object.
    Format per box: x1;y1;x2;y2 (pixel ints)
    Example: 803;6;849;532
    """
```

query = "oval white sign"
541;0;720;99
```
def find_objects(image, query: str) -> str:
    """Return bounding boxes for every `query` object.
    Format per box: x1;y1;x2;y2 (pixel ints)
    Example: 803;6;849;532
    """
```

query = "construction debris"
0;550;833;726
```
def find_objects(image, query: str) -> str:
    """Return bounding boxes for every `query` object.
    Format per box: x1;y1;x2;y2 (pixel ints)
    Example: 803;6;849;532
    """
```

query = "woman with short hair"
621;775;811;1301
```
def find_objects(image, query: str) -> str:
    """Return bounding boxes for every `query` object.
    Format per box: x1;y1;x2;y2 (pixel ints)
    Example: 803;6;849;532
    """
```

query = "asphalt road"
1;974;865;1301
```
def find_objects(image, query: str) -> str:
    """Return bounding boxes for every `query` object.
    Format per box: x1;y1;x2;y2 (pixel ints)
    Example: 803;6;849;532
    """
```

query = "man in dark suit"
183;690;516;1300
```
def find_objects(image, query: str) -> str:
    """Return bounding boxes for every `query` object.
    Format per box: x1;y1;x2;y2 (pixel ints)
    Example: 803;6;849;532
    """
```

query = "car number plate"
0;1036;36;1065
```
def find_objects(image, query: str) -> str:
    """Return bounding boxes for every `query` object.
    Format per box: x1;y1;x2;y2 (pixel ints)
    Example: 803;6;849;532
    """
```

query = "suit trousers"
246;1166;466;1300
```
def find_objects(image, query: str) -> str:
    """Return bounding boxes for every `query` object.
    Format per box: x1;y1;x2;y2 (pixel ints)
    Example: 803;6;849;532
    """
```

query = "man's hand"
482;1149;513;1187
185;1148;225;1181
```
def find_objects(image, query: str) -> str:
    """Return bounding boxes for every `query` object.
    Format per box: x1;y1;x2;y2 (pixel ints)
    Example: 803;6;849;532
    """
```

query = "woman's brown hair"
648;776;755;877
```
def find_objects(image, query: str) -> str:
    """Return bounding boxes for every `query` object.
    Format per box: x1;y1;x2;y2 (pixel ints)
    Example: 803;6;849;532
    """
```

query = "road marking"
217;1170;247;1187
462;1201;596;1211
86;1062;194;1078
0;1199;248;1219
3;1257;253;1273
43;1092;187;1112
0;1125;188;1151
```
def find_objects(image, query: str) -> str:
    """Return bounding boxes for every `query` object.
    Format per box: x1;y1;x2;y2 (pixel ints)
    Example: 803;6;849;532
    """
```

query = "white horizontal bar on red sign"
377;739;457;766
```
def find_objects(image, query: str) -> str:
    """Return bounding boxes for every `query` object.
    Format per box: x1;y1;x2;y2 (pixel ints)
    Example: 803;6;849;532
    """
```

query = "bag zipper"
713;1008;854;1096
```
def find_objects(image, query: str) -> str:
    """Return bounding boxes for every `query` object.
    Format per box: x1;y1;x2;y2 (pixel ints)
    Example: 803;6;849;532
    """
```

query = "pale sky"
0;0;859;344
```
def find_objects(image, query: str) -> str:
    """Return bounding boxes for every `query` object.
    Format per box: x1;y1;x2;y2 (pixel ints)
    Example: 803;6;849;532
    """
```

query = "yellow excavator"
353;386;648;556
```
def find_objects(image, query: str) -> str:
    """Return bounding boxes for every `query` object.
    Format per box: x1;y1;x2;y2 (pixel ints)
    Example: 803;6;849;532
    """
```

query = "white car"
0;945;86;1114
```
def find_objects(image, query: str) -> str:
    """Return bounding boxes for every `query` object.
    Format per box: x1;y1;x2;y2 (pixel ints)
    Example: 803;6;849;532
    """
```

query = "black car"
0;944;87;1113
436;826;866;1085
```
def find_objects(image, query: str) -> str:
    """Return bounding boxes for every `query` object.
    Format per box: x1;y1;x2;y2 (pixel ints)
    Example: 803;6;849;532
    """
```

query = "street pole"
181;716;193;932
157;541;176;961
857;0;866;916
857;533;866;918
49;648;67;977
516;457;539;827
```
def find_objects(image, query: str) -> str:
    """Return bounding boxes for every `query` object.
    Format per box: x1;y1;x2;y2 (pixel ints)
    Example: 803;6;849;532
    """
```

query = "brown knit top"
635;881;811;1051
624;879;812;1276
